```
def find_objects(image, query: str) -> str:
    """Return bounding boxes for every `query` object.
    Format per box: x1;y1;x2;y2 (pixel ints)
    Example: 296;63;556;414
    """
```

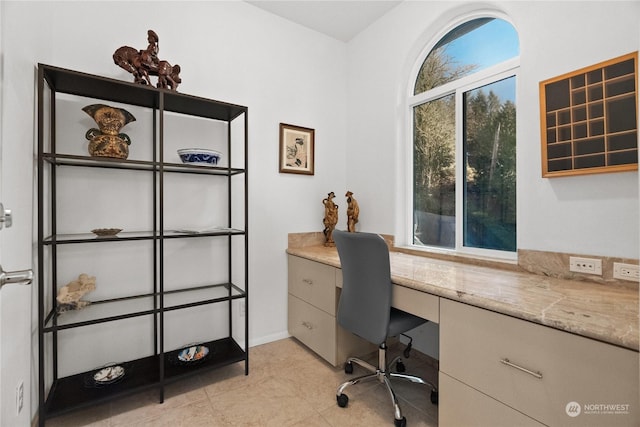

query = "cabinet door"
288;294;337;365
288;255;336;315
440;299;639;426
439;373;544;427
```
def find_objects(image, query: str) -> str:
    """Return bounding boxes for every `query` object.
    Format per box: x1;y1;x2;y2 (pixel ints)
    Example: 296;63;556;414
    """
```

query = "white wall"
12;0;347;340
346;1;639;259
2;0;347;421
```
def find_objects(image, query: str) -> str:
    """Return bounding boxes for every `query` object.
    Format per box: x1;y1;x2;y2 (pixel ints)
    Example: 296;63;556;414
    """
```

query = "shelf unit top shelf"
40;63;247;122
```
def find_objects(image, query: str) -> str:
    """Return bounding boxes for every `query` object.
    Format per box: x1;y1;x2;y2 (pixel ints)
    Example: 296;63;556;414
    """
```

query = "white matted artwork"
279;123;314;175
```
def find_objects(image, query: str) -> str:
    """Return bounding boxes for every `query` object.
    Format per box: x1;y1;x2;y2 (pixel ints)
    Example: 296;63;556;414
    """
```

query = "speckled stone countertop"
287;244;639;351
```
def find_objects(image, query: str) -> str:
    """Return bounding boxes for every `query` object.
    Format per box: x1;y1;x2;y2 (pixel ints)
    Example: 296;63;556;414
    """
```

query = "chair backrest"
334;230;392;345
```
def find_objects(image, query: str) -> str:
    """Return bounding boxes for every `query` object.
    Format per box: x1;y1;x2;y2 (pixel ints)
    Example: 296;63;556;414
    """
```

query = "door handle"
0;265;33;288
0;203;12;230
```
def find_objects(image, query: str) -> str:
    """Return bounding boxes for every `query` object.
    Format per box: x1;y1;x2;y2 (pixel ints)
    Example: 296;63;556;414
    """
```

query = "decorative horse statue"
156;61;182;91
113;30;182;91
113;45;153;85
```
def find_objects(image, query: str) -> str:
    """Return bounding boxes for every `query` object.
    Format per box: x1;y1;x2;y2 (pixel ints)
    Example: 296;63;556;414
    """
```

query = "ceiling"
245;1;402;42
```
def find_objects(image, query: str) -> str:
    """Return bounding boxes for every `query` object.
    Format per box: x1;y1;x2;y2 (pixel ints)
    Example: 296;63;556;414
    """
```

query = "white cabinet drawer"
288;294;336;364
392;284;439;323
440;299;639;426
288;255;336;315
336;266;439;323
439;373;544;427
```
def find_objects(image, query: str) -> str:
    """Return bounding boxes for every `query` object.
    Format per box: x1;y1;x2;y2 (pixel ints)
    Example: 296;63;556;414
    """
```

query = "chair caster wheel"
430;390;438;405
394;416;407;427
344;361;353;374
395;360;406;372
337;393;349;408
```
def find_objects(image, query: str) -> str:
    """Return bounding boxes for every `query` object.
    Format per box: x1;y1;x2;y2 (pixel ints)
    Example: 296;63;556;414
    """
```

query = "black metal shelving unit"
37;64;249;425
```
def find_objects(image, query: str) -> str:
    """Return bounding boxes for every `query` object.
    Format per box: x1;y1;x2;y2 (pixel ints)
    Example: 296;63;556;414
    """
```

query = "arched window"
409;17;519;257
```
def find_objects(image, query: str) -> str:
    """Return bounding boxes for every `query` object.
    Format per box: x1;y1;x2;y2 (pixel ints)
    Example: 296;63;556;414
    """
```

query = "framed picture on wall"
539;52;638;177
279;123;315;175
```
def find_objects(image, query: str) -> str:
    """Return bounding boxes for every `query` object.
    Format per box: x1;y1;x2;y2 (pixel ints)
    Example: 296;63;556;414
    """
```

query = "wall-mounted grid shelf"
540;51;638;177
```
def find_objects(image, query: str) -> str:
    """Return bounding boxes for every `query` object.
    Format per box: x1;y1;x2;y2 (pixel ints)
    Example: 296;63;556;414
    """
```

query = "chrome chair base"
336;343;438;426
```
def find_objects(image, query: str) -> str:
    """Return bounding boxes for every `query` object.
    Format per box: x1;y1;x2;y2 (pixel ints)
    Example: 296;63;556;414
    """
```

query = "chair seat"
388;307;426;338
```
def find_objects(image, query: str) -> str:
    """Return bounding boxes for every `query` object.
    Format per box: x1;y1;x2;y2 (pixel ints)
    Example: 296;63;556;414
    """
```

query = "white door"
0;3;36;424
0;128;35;425
0;208;33;427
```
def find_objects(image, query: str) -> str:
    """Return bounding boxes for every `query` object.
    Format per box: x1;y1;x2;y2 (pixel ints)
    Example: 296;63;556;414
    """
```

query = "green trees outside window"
411;18;518;254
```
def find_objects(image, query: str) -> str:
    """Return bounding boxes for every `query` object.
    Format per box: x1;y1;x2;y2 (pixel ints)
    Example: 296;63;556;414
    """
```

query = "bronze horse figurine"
112;30;181;91
156;61;182;91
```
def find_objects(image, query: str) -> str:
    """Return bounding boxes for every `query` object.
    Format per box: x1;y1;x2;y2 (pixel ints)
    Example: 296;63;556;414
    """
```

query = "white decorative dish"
177;345;209;362
93;364;125;384
177;149;222;166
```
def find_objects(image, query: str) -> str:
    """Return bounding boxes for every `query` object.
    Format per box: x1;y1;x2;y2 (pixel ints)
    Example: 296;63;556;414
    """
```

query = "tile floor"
45;338;438;426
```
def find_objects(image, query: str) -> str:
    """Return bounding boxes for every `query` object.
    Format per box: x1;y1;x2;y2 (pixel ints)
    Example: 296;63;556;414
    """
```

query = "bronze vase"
83;104;136;159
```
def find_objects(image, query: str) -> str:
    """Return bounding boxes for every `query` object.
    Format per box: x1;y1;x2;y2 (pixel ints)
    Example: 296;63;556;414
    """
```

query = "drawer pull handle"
500;358;543;379
301;321;314;330
302;279;313;285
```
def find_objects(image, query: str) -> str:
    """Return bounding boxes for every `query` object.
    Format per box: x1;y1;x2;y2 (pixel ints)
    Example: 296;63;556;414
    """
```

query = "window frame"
405;15;520;261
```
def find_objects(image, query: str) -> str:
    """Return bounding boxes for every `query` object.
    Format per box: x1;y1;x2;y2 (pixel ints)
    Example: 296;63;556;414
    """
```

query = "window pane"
414;18;519;95
463;77;516;251
413;94;456;248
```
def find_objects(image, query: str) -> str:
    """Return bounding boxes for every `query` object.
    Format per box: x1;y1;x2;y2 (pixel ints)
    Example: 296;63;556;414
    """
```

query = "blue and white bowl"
177;148;222;166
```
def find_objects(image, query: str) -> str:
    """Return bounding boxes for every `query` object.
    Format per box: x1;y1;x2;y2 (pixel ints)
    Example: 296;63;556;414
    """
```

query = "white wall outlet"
569;256;602;275
16;380;23;414
613;262;639;282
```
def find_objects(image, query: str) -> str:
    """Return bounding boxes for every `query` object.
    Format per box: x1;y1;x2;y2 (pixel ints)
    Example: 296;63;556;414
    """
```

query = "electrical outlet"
613;262;639;282
569;256;602;275
239;302;245;317
16;381;23;415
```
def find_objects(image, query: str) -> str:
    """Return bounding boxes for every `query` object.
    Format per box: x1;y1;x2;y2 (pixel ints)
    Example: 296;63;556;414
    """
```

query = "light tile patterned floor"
45;338;438;426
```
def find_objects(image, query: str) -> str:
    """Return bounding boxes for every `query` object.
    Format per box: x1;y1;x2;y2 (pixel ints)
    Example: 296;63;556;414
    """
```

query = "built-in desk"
286;238;639;427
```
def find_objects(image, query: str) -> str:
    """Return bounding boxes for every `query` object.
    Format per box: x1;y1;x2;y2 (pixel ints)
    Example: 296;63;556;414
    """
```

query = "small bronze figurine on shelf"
83;104;136;159
113;29;182;91
322;192;339;247
345;191;360;232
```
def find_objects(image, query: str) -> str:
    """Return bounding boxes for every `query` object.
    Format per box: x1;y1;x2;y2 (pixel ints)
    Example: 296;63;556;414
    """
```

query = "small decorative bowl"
177;148;222;166
91;228;122;237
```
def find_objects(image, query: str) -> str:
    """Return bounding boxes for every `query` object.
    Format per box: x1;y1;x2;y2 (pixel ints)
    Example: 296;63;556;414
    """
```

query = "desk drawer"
392;285;439;323
288;294;336;364
288;255;336;315
440;373;544;427
440;299;638;426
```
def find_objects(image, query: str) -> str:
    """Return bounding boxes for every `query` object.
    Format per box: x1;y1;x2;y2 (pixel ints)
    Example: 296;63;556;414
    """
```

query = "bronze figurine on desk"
345;191;359;232
322;191;339;246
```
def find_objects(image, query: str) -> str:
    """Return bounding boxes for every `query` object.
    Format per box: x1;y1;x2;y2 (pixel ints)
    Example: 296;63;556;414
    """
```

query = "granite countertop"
287;245;639;351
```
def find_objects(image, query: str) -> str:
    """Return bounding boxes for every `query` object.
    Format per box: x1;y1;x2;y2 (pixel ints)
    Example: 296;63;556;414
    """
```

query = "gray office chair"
333;230;437;427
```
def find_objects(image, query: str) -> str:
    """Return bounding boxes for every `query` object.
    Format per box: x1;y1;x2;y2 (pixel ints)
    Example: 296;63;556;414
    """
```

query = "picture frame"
539;52;638;177
279;123;315;175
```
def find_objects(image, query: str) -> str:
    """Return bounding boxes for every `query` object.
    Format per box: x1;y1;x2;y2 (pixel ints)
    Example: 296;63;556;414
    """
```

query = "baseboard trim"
249;331;290;348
